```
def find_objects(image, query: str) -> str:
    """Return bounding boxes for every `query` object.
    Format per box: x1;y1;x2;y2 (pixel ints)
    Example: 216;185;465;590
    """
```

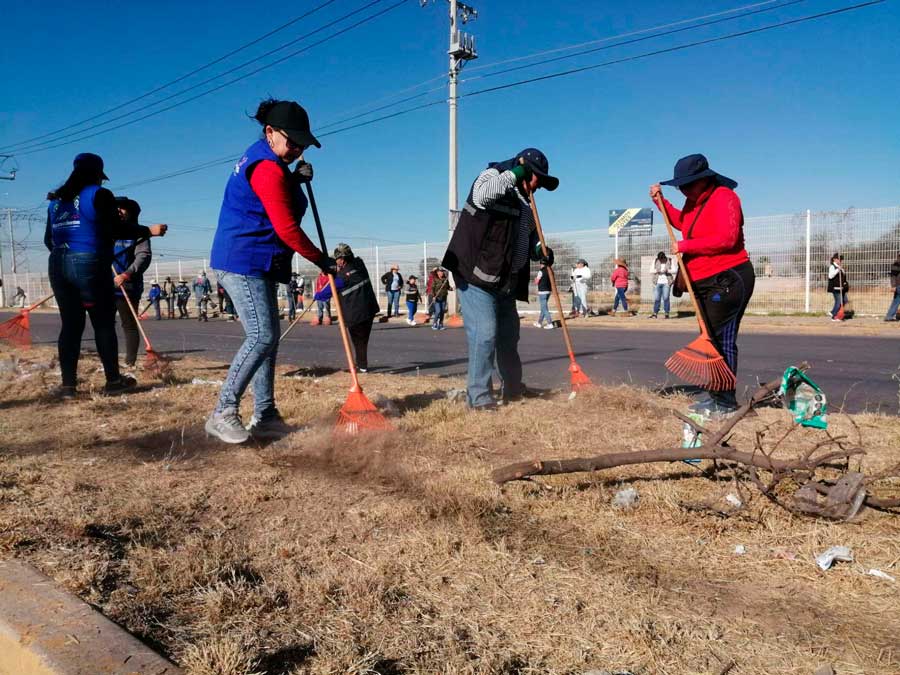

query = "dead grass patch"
0;345;898;674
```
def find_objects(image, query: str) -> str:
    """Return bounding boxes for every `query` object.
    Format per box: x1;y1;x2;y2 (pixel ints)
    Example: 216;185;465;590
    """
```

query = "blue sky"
1;0;898;266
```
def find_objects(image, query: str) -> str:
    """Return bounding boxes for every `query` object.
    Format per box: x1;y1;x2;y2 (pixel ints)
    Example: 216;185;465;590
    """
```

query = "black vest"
442;177;531;301
337;258;379;326
537;269;551;293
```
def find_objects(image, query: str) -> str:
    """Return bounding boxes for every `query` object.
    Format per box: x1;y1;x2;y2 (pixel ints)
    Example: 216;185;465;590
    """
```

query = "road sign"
608;208;653;236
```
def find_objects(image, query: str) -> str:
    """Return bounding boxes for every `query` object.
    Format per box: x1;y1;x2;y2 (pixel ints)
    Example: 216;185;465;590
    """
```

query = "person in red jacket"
610;258;629;313
650;154;755;416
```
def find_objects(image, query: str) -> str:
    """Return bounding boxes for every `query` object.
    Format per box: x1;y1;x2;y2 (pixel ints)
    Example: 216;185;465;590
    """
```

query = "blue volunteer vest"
112;239;143;298
209;139;307;280
48;185;104;254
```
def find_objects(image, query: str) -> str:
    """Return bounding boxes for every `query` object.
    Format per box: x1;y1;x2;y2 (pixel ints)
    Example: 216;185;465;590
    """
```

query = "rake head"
834;304;845;321
665;335;735;391
144;347;175;383
335;387;394;435
568;360;594;391
0;311;32;349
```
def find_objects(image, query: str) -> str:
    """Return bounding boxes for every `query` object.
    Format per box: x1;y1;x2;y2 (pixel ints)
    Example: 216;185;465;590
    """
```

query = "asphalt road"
8;311;900;414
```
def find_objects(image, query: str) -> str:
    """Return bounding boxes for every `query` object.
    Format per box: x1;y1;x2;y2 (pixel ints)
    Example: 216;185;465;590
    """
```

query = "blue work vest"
112;239;143;298
48;185;105;254
209;139;307;281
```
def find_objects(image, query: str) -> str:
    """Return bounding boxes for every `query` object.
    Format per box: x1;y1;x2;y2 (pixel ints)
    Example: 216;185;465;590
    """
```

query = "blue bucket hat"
660;153;736;190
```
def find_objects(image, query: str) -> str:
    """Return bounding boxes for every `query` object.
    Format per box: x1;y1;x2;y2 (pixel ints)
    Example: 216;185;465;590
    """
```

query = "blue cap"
517;148;558;191
73;153;108;180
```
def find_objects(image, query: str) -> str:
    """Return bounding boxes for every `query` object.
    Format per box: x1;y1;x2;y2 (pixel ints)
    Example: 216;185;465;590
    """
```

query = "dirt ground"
1;345;899;675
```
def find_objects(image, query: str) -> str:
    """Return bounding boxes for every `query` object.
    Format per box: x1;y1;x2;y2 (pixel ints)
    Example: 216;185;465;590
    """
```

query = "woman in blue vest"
45;153;167;398
112;197;152;368
206;99;335;444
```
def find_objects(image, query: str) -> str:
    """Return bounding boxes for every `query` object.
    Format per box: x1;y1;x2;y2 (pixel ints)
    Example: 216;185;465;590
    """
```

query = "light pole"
446;0;478;233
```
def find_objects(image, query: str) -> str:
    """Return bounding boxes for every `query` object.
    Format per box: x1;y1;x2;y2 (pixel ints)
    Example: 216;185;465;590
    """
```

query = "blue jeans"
48;248;121;387
287;289;297;321
386;289;401;317
458;280;522;408
213;270;280;420
406;300;417;321
885;288;900;320
316;300;330;322
432;299;446;328
538;293;552;324
152;298;161;320
613;287;629;311
831;290;848;317
652;283;671;315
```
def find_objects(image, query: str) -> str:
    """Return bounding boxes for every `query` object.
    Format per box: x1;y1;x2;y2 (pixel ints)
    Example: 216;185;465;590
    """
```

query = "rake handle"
654;194;712;338
278;302;314;342
526;189;577;361
111;266;154;350
19;293;55;314
305;182;361;391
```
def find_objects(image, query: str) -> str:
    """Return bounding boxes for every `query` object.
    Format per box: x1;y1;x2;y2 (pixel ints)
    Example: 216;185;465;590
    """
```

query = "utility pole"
0;211;5;307
7;209;16;303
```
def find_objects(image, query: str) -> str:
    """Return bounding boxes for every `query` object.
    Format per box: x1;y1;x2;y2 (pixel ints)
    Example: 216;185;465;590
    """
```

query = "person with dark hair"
314;244;379;371
650;251;675;319
206;98;334;443
827;253;849;322
431;268;452;330
405;275;420;326
442;147;557;409
885;251;900;321
175;280;191;317
533;260;553;328
148;282;162;320
650;153;755;416
45;153;167;398
112;197;152;367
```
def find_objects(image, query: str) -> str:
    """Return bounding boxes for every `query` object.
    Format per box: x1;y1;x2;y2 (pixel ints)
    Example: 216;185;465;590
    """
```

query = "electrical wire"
0;0;340;153
12;0;409;156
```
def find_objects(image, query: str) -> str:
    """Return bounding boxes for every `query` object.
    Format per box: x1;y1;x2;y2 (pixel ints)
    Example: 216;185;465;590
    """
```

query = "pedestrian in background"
651;153;755;416
571;259;591;317
148;282;162;320
315;270;331;325
315;244;379;371
111;197;151;368
45;152;167;397
425;266;439;320
827;253;849;322
163;276;176;318
533;260;553;328
885;251;900;321
175;280;190;317
206;97;333;444
610;258;629;313
193;271;211;316
650;251;675;319
431;268;452;330
380;264;403;318
13;286;26;308
405;275;420;326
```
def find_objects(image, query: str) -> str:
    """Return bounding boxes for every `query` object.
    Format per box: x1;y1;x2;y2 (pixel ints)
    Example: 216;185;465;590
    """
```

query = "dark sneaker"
246;413;294;440
101;375;137;396
205;410;251;444
648;313;657;319
51;385;77;400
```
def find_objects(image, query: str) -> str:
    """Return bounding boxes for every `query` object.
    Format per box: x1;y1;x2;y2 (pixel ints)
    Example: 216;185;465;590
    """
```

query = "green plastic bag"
779;366;828;429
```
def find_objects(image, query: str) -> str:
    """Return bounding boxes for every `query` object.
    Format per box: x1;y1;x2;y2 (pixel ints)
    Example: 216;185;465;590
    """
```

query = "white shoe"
532;322;542;328
544;324;555;330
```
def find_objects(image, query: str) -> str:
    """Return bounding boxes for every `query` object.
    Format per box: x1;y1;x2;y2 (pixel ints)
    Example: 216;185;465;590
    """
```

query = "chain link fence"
4;206;899;316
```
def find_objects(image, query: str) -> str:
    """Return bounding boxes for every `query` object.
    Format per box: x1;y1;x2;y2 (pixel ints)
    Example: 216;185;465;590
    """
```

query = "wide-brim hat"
517;147;559;191
265;101;321;149
614;258;628;267
660;153;737;189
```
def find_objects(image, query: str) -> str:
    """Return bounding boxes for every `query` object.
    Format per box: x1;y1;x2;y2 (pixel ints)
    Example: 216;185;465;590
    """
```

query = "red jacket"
315;272;330;293
659;185;749;282
610;266;629;289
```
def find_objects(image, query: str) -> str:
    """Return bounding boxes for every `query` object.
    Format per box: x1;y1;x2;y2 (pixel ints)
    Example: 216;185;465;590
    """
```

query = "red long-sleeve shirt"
659;185;749;281
248;160;324;265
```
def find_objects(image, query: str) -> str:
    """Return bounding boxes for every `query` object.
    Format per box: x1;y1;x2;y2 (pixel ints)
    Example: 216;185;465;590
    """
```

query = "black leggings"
349;319;374;369
115;293;141;366
693;260;755;397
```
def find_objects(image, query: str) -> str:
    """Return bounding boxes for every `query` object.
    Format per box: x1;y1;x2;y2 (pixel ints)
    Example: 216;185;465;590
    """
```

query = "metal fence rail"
4;206;899;316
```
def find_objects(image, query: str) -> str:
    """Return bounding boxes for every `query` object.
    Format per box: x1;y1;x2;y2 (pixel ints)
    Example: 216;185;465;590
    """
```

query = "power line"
105;0;883;191
12;0;409;156
0;0;340;154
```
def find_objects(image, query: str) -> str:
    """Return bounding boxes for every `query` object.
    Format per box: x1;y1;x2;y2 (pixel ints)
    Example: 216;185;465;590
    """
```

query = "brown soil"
1;346;898;675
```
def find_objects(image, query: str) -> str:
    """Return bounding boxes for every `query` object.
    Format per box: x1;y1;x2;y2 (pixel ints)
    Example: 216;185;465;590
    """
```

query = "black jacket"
891;257;900;289
339;258;380;326
381;271;403;291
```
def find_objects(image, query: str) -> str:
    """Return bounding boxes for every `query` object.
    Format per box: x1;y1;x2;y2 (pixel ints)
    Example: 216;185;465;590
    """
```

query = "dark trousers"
349;318;374;370
48;249;121;387
165;296;174;318
693;261;755;403
115;293;141;366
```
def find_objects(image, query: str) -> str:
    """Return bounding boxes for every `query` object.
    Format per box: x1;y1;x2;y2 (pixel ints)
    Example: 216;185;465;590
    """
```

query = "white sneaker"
532;322;542;328
205;410;251;444
543;324;555;330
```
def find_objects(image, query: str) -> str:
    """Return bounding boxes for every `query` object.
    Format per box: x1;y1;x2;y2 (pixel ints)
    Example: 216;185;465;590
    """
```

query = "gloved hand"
293;161;314;184
317;256;337;275
534;242;554;267
510;161;533;184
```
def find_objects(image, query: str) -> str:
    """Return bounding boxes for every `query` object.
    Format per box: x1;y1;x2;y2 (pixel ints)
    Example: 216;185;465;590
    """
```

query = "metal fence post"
374;245;380;308
804;208;811;313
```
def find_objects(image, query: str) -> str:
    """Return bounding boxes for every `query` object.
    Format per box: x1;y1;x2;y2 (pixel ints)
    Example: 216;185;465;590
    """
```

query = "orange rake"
0;293;55;349
527;189;594;392
305;183;393;434
113;268;174;382
656;195;735;391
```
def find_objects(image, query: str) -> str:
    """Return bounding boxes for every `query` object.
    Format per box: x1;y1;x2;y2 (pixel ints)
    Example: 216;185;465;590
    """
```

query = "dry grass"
0;345;898;675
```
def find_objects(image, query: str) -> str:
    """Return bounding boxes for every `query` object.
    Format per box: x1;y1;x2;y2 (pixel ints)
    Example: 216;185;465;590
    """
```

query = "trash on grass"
734;544;746;555
191;377;223;386
815;545;853;571
446;388;466;403
780;366;827;429
612;487;639;509
725;493;743;508
866;568;896;582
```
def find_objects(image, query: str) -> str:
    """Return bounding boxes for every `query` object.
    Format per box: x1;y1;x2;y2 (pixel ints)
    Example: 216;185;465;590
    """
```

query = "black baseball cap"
265;101;321;149
74;153;108;180
517;148;559;191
